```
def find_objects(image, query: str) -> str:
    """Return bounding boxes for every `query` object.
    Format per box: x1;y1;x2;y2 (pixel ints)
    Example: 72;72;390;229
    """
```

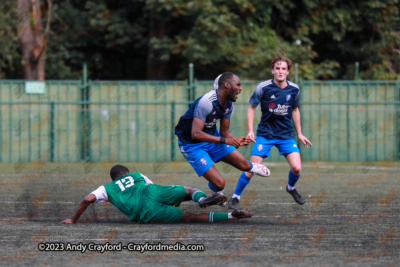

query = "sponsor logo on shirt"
269;104;290;115
204;118;218;128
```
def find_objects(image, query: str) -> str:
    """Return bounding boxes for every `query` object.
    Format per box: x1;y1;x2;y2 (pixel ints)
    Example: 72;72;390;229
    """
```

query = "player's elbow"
191;130;201;140
83;194;96;204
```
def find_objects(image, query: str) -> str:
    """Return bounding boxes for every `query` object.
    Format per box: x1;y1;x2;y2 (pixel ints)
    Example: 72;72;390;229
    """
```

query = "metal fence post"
396;78;400;160
81;63;89;161
171;101;176;160
50;102;55;162
355;62;359;80
189;63;194;101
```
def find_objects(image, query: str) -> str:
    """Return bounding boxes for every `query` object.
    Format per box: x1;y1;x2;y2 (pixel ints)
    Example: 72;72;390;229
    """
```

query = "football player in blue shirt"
229;54;312;209
175;72;270;208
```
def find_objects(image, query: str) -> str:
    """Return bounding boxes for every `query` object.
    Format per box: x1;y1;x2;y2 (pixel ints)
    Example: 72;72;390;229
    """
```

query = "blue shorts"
251;136;300;158
178;140;236;176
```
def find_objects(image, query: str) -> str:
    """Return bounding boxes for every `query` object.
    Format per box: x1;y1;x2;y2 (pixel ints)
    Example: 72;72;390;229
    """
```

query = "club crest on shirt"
286;95;291;101
200;158;207;165
257;144;263;151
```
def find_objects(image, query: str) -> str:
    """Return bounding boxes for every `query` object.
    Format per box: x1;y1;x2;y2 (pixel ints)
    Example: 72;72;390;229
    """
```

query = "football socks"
192;190;207;203
234;172;251;197
208;212;229;223
288;170;300;188
208;182;220;194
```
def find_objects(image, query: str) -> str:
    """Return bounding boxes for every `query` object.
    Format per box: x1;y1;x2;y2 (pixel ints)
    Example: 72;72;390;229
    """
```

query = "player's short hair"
110;165;129;181
270;50;293;70
217;72;238;89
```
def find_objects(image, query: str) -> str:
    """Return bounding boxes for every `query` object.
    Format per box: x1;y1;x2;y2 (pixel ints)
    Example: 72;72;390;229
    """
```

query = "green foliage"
0;0;20;78
1;0;399;80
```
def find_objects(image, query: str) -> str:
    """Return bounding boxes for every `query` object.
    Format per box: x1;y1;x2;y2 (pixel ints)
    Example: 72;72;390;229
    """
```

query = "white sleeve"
140;173;153;185
194;96;213;121
90;186;108;203
249;83;264;107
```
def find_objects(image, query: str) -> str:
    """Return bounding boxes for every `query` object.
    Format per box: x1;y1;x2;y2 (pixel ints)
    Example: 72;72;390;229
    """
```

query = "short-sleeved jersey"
249;79;300;140
175;90;234;144
90;172;152;221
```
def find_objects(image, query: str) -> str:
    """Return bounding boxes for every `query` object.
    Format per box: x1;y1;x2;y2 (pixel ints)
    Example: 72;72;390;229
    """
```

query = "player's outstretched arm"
60;194;97;224
247;105;257;143
191;117;224;143
220;119;242;148
220;119;249;146
292;107;312;148
191;117;241;148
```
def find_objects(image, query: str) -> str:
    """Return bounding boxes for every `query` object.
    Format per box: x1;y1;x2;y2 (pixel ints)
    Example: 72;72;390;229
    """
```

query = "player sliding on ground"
174;72;270;208
60;165;253;224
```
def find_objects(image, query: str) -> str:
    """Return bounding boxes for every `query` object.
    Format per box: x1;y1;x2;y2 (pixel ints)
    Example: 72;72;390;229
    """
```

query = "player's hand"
298;134;312;148
60;219;75;224
247;132;256;143
225;137;241;149
238;136;250;146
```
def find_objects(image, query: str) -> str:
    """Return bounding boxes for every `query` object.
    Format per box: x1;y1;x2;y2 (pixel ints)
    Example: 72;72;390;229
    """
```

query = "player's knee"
239;160;252;172
213;179;225;191
291;165;301;175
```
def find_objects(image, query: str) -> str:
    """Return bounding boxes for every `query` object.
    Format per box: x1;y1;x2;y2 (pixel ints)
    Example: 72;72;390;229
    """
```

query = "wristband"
219;137;226;144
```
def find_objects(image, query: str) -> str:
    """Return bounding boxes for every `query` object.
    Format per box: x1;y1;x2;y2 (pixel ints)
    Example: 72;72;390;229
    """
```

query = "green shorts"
137;184;187;223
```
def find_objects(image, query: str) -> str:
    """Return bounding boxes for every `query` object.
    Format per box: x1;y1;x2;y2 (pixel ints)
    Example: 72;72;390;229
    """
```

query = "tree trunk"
17;0;47;81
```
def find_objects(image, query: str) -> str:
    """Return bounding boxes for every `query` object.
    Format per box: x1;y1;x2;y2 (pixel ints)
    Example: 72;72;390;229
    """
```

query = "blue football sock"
234;172;251;196
208;182;220;193
247;160;253;170
288;170;300;187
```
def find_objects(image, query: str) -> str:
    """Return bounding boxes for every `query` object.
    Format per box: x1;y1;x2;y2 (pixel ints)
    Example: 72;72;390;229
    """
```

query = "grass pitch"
0;161;399;266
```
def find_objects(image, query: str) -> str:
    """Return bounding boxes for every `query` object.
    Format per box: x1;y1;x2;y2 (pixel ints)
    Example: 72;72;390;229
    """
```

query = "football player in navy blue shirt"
229;55;312;209
175;72;270;208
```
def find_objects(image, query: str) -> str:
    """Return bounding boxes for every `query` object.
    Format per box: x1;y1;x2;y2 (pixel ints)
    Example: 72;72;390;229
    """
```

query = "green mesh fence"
0;80;398;162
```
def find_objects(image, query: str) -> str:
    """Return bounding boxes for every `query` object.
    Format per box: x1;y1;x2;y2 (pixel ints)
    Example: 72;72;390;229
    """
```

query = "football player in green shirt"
61;165;253;224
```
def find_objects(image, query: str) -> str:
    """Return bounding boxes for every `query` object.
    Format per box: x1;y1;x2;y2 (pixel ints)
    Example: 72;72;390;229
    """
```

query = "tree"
17;0;51;80
2;0;398;80
270;0;400;79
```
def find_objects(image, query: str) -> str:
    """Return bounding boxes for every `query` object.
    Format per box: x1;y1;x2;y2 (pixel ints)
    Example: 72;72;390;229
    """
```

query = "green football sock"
192;190;207;202
208;212;229;223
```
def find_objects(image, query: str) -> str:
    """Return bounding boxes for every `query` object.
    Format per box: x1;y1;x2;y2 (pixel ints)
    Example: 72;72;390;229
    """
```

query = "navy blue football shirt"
249;79;300;140
175;90;234;144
